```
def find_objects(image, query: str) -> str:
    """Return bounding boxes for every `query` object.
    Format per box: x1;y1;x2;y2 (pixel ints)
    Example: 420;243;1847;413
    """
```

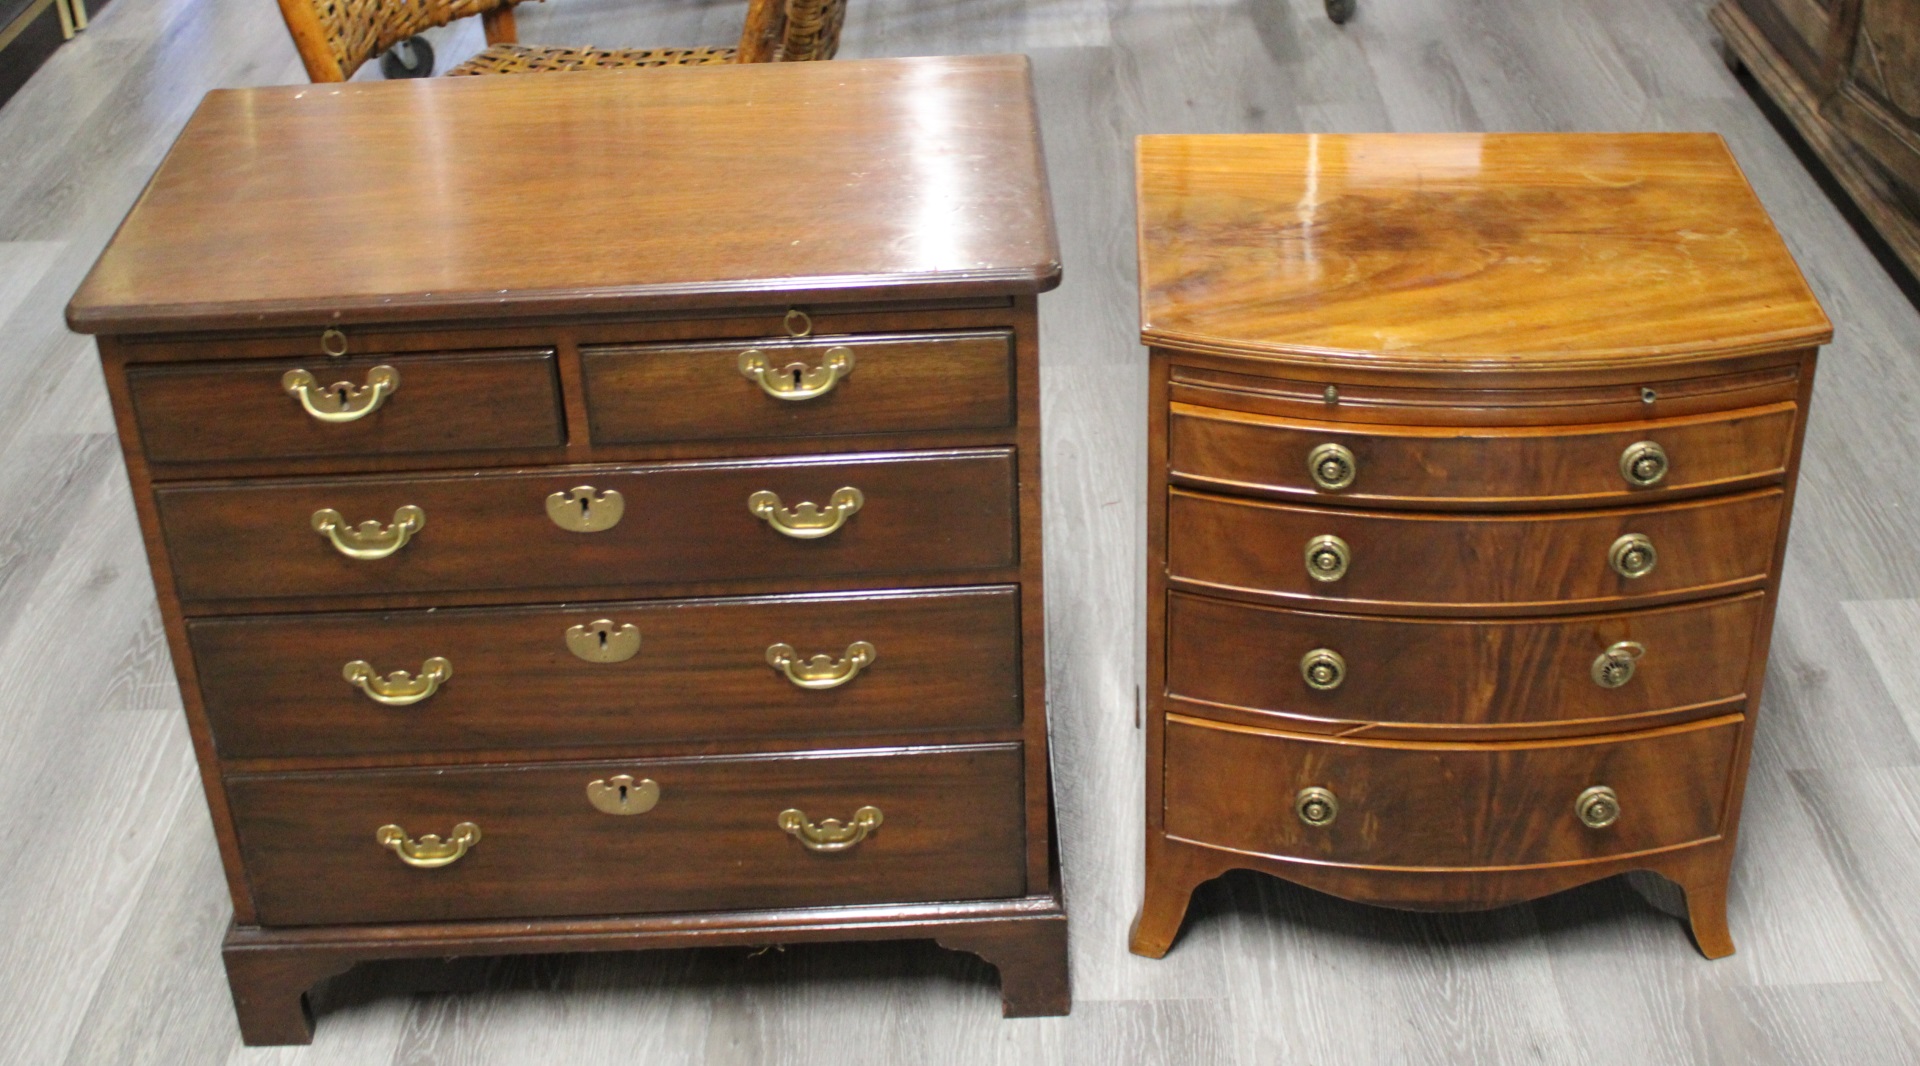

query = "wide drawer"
582;330;1014;444
227;743;1027;925
156;449;1016;605
127;349;564;465
1163;714;1739;870
1166;591;1764;735
1167;487;1782;614
1168;402;1796;509
191;586;1022;759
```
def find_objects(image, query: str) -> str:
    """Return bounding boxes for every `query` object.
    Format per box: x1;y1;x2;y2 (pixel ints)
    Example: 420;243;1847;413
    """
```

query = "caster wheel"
380;35;436;79
1325;0;1355;24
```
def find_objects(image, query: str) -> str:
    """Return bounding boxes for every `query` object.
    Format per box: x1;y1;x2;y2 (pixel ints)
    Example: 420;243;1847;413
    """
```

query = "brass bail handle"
312;505;424;560
1590;641;1646;689
376;822;480;868
343;656;452;706
766;641;877;690
749;487;863;539
778;806;883;852
282;364;399;423
738;346;855;401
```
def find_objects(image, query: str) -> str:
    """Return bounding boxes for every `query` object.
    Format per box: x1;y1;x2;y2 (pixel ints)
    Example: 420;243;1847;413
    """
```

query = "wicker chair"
276;0;846;82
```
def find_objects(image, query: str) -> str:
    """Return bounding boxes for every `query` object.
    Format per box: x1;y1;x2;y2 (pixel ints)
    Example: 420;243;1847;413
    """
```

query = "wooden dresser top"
68;55;1059;334
1137;133;1831;372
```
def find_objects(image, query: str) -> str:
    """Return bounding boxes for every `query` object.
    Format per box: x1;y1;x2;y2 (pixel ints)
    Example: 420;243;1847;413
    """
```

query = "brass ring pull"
1576;786;1620;829
1300;648;1346;691
1304;534;1350;582
784;308;813;337
778;806;883;852
1590;641;1646;688
343;657;451;706
1295;786;1339;827
586;775;660;815
312;505;424;560
376;822;480;868
1619;441;1669;487
766;640;876;690
281;365;399;423
320;327;350;357
1307;442;1357;491
738;346;855;401
546;486;624;533
749;487;863;539
1609;533;1658;579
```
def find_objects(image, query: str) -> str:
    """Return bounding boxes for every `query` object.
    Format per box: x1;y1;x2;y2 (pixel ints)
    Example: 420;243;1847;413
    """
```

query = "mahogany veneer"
69;56;1067;1044
1130;133;1831;960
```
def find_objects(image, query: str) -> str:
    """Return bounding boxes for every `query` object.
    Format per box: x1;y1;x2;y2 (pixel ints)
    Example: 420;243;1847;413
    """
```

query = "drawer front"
1163;715;1738;869
1169;402;1796;508
1167;487;1782;613
157;450;1016;605
128;350;564;465
191;586;1022;758
1167;592;1764;733
228;744;1027;925
583;330;1014;444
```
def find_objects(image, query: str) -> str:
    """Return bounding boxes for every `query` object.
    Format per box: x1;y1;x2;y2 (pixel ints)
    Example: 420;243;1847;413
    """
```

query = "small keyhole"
579;497;591;517
617;783;629;803
335;385;349;404
791;366;804;388
598;629;609;650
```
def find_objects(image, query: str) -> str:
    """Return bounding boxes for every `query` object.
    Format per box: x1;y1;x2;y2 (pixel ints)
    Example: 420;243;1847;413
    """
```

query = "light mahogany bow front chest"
1128;133;1831;959
68;55;1066;1044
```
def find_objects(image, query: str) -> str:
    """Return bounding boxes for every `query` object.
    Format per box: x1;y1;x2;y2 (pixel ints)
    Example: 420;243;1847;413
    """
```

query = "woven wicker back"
277;0;516;81
739;0;845;62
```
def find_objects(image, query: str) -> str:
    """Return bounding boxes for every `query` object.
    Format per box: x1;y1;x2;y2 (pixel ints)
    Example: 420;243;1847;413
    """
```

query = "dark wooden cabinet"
68;56;1067;1045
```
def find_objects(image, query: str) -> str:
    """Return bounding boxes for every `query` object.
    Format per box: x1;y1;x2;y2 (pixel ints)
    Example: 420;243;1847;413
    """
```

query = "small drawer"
582;330;1014;444
1169;402;1796;509
227;743;1027;925
1166;591;1764;735
191;586;1022;759
1163;714;1739;870
1167;487;1781;615
156;449;1016;605
127;349;564;466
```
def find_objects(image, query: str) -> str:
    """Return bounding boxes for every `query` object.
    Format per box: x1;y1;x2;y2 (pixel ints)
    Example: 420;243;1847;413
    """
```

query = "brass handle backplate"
749;487;863;539
766;641;876;689
1304;534;1350;582
1300;648;1347;691
586;775;660;815
738;345;855;401
1609;533;1658;579
1295;786;1339;827
1307;442;1357;491
282;365;398;423
343;657;451;706
1576;786;1620;829
546;486;625;533
1619;441;1669;487
376;822;480;868
779;806;883;852
566;620;640;663
1590;641;1646;688
312;505;424;560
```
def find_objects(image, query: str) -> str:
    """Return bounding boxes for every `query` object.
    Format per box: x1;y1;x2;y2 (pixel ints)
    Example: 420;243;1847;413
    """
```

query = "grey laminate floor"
4;0;1919;1062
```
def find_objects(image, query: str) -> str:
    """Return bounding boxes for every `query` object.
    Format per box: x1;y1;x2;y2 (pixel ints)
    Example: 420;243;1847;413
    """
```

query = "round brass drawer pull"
1300;648;1347;691
766;640;876;690
1619;440;1669;487
376;821;479;868
312;505;424;560
779;805;883;852
1576;786;1620;829
343;656;451;706
283;364;398;423
1295;786;1339;827
1307;442;1357;491
749;487;863;539
1609;533;1658;579
738;345;855;401
586;774;660;815
1590;640;1646;688
1304;534;1350;582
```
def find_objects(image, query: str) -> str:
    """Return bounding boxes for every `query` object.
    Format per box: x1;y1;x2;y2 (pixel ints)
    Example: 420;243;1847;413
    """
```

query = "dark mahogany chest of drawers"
1128;133;1832;959
68;56;1066;1044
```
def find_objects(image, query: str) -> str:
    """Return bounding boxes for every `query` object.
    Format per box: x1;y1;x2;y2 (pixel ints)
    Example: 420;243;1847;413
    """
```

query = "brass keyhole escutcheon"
1304;534;1350;582
586;775;660;816
1307;442;1357;491
566;620;640;663
1300;648;1346;691
1619;440;1669;487
546;486;624;533
1576;785;1620;829
1590;641;1646;688
1609;533;1658;579
1295;786;1339;827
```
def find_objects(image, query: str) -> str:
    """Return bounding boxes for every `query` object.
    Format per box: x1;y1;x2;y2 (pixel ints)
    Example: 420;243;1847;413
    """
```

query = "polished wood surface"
190;586;1023;759
1137;133;1831;370
228;743;1027;926
64;56;1061;334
